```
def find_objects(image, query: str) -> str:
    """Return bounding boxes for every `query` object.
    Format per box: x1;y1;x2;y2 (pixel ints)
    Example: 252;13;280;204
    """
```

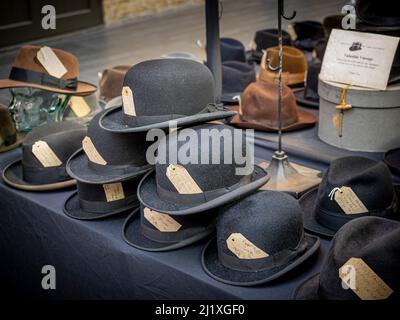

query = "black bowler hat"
137;124;269;215
294;62;321;108
384;148;400;176
356;0;400;27
291;21;325;51
221;61;256;105
249;29;291;64
67;109;152;184
294;216;400;300
220;38;247;63
300;156;400;238
123;204;217;252
202;191;320;286
64;176;141;220
99;59;235;133
2;121;86;191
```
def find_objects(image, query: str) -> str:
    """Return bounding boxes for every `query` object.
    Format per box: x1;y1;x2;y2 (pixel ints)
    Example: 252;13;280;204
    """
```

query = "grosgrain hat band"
218;236;308;272
316;192;400;231
9;67;78;90
88;160;150;176
156;175;252;206
23;165;69;184
79;194;138;214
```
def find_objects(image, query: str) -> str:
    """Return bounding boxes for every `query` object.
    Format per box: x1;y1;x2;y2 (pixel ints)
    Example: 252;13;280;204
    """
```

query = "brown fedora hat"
259;46;307;87
0;45;96;96
98;65;131;103
228;82;316;132
0;103;23;153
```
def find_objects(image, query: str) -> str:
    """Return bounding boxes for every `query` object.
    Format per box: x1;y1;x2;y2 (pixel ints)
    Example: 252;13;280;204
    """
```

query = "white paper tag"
320;29;399;90
122;86;136;116
143;207;182;232
36;46;67;79
103;182;125;202
227;233;269;259
69;96;91;118
166;164;202;194
339;257;393;300
287;24;298;41
31;141;62;167
330;186;368;214
82;136;107;165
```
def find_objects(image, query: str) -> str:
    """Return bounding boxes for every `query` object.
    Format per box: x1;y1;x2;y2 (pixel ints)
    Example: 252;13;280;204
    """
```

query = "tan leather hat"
228;81;316;132
259;46;307;87
0;45;96;96
98;65;131;103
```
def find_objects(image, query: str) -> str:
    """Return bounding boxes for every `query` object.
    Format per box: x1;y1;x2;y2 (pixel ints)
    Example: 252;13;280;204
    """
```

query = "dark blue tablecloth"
0;117;395;299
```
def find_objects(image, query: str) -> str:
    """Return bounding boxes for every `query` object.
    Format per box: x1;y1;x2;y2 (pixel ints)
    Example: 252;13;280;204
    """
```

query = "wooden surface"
0;0;343;104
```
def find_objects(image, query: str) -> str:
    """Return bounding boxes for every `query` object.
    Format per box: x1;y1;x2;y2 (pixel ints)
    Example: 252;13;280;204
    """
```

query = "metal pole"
278;0;283;153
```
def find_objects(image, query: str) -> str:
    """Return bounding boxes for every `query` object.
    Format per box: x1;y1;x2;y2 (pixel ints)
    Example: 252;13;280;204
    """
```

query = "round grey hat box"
318;78;400;152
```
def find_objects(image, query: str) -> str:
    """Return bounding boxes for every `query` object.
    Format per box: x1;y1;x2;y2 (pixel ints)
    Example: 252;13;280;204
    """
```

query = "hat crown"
122;59;215;117
12;45;79;80
222;61;256;94
317;156;397;214
254;29;291;51
220;38;246;63
155;124;252;194
0;104;17;147
293;21;325;40
304;62;321;100
241;82;299;126
318;217;400;300
217;191;304;259
265;46;307;73
99;65;130;102
85;109;149;166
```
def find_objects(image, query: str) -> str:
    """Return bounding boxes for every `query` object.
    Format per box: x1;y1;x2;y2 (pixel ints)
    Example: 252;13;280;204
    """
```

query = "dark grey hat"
99;59;235;133
67;109;153;184
137;124;269;215
300;156;400;238
202;191;320;286
294;62;321;108
2;121;86;191
220;38;247;63
64;175;142;220
384;148;400;176
122;203;217;252
221;61;256;105
292;21;325;52
294;216;400;300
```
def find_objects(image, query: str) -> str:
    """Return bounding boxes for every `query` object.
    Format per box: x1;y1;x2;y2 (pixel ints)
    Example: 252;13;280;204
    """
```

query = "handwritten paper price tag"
122;86;136;116
166;164;202;194
331;186;368;214
144;207;182;232
227;233;269;260
82;136;107;165
339;258;393;300
70;96;91;118
31;141;62;167
36;46;67;78
103;182;125;202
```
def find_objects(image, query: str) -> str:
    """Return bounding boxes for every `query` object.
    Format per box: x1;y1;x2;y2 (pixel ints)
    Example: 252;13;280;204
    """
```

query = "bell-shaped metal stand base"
259;150;322;198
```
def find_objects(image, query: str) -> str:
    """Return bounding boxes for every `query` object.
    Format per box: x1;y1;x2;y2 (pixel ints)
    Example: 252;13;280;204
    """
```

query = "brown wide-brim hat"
0;104;24;153
0;45;96;96
228;82;316;132
98;65;131;103
0;133;24;153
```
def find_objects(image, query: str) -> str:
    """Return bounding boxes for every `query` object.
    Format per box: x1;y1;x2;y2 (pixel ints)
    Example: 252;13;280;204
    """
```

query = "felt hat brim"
293;273;320;300
66;148;153;184
0;79;97;96
63;191;138;220
0;132;24;153
384;148;400;176
2;159;76;191
201;234;320;287
122;208;215;252
227;105;317;132
300;187;400;239
98;105;236;133
138;165;269;216
294;88;319;109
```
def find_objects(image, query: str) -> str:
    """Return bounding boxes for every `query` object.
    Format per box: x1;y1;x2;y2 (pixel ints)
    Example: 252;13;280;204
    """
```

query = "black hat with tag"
294;62;321;108
2;121;86;191
137;124;269;215
294;216;400;300
67;109;153;184
64;175;141;220
122;203;217;251
221;61;256;105
249;29;292;64
202;191;320;286
300;156;400;238
99;59;235;133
